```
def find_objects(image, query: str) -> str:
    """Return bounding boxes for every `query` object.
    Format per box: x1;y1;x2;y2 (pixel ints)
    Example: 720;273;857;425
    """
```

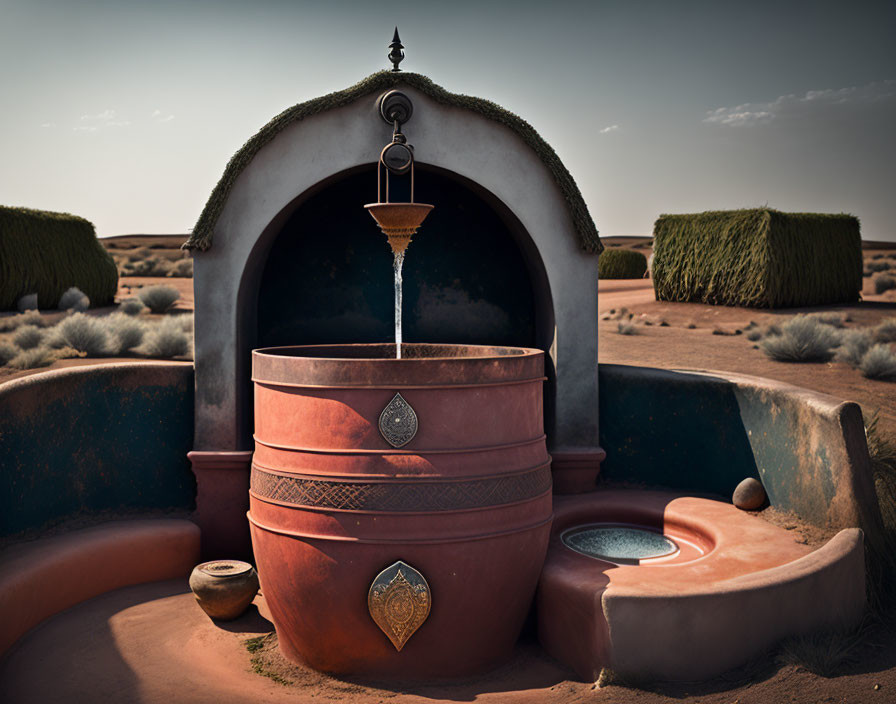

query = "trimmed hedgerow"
652;209;862;308
599;249;648;279
0;206;118;310
183;71;601;255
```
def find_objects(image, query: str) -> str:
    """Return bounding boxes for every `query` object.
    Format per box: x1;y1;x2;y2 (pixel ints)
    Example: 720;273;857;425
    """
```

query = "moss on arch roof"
184;71;601;254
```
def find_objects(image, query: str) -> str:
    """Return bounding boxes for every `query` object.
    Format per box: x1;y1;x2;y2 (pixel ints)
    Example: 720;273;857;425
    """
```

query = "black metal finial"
388;27;404;72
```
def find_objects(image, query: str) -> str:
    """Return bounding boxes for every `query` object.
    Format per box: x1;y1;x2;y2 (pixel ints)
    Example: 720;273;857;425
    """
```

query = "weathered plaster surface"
599;364;882;533
193;85;599;452
0;363;195;537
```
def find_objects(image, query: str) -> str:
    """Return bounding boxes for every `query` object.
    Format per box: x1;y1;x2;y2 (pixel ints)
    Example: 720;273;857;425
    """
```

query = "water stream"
393;251;405;359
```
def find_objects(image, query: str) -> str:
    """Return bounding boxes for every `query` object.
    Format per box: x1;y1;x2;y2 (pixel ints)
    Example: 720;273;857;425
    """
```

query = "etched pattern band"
250;464;551;512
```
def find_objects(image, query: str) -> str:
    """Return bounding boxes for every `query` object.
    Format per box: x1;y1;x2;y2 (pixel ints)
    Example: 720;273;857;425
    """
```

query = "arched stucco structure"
188;78;603;557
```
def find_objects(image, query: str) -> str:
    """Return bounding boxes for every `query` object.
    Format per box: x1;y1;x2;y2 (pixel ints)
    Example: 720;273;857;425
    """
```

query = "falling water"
393;251;405;359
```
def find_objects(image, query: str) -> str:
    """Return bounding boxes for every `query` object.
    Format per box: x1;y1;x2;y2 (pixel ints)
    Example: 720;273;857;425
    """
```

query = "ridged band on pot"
249;343;552;679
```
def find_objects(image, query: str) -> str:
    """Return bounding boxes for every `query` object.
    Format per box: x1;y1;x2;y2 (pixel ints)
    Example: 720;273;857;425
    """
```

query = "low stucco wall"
0;363;196;539
0;519;200;656
599;364;882;532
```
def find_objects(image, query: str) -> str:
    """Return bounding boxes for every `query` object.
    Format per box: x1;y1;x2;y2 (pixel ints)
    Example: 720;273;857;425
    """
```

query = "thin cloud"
81;109;117;122
600;124;620;134
40;122;55;128
75;109;129;130
152;109;174;123
704;80;896;126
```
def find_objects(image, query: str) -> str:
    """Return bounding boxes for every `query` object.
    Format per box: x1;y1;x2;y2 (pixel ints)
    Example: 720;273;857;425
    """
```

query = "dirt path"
2;580;894;704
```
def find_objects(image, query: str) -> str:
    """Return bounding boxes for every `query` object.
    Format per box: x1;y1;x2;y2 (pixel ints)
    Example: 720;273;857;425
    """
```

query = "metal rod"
377;161;382;203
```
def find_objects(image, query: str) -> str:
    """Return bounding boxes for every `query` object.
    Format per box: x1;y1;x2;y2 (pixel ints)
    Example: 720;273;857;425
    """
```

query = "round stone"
733;477;766;510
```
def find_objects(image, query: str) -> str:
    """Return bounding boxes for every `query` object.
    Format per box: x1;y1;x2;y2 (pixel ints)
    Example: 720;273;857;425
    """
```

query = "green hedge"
599;248;648;279
0;206;118;310
652;208;862;308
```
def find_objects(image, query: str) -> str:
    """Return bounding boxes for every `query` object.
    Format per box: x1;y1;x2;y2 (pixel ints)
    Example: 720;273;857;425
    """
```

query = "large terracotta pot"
248;343;552;679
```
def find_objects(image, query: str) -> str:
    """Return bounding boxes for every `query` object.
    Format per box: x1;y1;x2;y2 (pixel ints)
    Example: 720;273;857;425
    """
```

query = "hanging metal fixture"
364;89;433;256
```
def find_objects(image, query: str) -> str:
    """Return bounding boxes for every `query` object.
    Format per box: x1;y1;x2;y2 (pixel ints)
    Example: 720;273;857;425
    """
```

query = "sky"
1;0;894;240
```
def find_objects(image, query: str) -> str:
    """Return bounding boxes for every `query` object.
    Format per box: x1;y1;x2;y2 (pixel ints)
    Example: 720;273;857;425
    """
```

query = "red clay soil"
1;579;894;704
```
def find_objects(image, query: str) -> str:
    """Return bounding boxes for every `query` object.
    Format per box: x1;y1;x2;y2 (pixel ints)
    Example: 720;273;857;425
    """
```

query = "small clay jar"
189;560;259;621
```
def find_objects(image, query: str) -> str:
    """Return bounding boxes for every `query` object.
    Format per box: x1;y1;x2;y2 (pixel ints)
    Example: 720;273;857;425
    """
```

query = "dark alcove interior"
256;166;541;349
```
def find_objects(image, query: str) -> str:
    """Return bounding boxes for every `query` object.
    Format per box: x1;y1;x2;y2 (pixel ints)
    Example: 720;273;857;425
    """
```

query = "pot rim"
252;343;545;388
195;559;254;577
253;343;541;362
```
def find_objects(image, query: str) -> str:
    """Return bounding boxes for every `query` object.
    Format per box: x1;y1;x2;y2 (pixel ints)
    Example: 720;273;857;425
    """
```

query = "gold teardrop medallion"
367;560;431;651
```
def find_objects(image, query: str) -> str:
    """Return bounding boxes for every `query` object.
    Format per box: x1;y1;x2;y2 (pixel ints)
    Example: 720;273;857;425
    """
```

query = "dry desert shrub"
874;318;896;343
17;293;38;312
616;322;637;335
810;312;846;328
142;316;191;358
867;260;892;272
836;329;873;366
50;313;110;356
138;285;179;313
860;344;896;381
0;342;17;365
104;313;145;354
8;346;56;370
760;315;840;362
168;259;193;277
0;310;47;332
875;275;896;294
746;329;763;341
58;286;90;312
777;624;869;677
173;314;193;332
127;247;152;262
118;298;146;316
13;325;44;350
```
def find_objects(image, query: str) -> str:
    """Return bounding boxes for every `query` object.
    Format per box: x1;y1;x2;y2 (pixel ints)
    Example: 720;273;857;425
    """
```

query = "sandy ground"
598;278;896;437
0;275;194;384
3;238;896;701
1;579;894;704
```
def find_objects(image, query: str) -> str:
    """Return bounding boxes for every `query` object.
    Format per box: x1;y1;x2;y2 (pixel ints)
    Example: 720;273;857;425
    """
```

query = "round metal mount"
381;142;413;175
379;90;413;125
